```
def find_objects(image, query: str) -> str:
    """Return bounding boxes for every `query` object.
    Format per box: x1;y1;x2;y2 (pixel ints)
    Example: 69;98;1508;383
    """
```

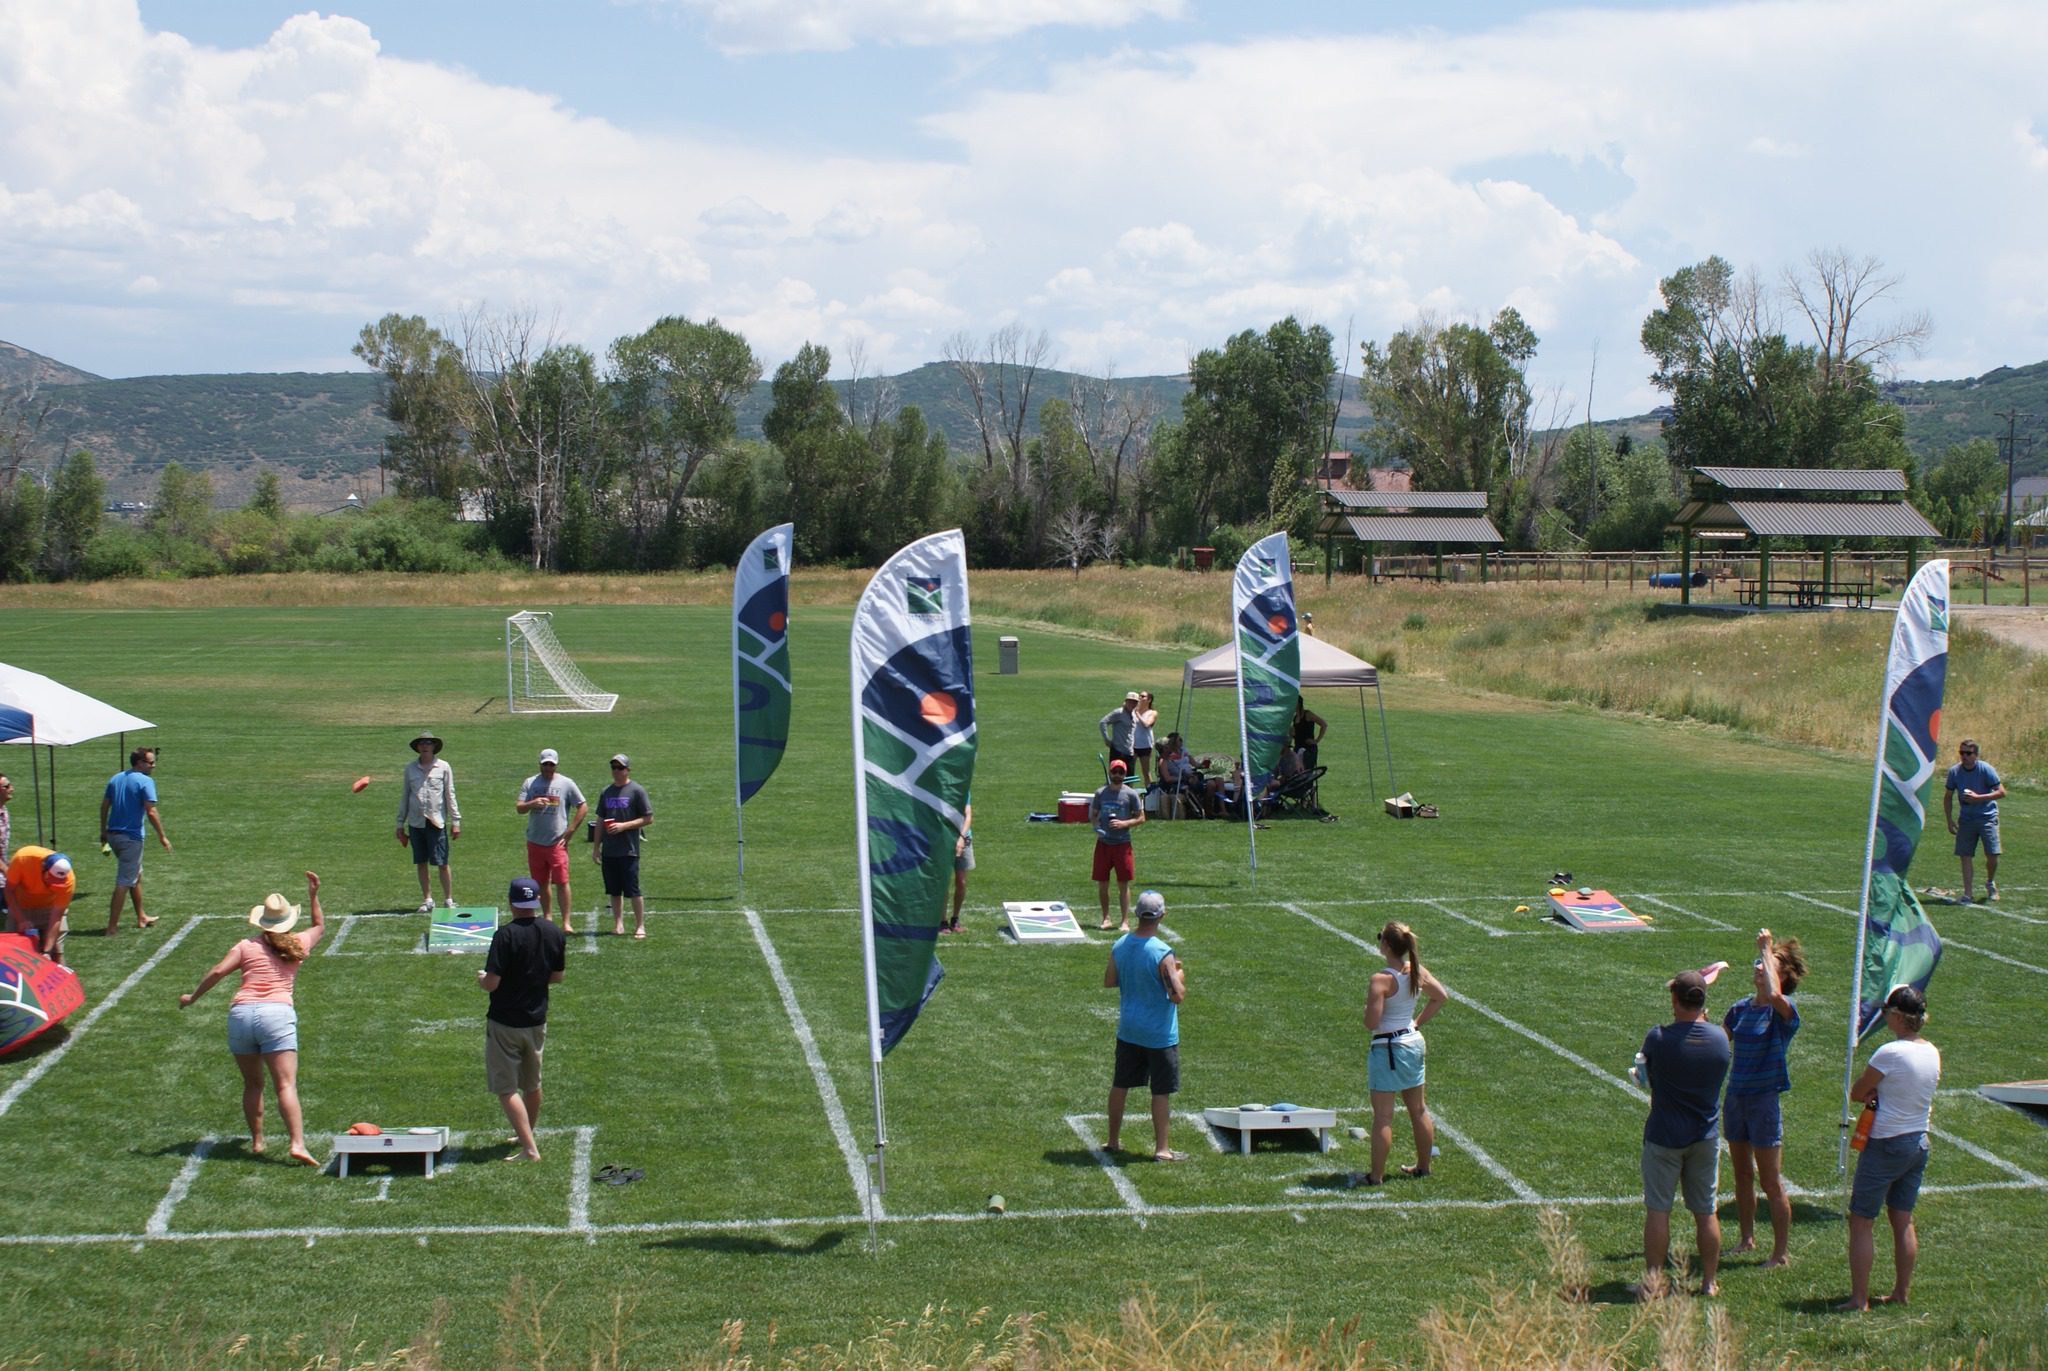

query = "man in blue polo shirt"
1943;738;2006;903
1637;967;1731;1299
100;746;171;936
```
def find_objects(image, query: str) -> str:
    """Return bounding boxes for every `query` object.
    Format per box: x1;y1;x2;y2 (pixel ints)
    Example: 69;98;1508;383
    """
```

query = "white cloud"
638;0;1183;55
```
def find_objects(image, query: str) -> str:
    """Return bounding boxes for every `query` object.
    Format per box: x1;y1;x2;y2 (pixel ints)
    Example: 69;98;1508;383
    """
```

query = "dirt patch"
1952;605;2048;656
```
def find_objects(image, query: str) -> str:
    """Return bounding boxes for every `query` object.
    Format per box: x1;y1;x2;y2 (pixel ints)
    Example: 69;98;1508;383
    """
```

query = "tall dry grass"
4;567;2041;782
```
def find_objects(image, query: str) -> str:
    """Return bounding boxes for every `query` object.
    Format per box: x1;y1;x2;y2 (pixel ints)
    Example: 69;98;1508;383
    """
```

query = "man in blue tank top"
1103;890;1187;1162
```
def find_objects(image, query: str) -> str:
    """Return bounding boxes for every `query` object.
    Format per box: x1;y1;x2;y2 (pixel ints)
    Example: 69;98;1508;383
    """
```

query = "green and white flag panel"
1232;530;1301;791
851;529;976;1056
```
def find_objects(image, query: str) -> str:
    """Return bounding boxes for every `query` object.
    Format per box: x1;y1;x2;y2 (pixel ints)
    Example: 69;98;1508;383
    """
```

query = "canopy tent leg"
1356;687;1377;802
31;736;44;846
1375;681;1396;797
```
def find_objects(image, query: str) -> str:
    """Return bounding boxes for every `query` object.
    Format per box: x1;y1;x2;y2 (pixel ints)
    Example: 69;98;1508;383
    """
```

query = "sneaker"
1986;882;1998;902
443;898;458;909
1957;894;1974;905
416;900;435;915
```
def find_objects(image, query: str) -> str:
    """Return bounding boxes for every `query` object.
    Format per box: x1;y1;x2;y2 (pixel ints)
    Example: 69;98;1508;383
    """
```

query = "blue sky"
4;1;2045;418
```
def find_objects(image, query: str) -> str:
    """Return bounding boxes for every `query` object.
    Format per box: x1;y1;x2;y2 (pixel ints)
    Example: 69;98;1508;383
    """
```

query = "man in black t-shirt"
478;877;566;1162
593;753;654;939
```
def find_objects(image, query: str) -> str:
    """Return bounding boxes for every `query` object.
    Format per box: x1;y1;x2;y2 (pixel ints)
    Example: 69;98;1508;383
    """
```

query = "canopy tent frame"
0;664;156;848
1171;637;1395;801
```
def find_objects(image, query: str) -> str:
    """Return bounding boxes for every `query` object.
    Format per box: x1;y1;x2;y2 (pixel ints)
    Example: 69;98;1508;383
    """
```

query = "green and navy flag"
1840;559;1948;1168
1232;532;1300;871
853;529;975;1059
733;523;794;880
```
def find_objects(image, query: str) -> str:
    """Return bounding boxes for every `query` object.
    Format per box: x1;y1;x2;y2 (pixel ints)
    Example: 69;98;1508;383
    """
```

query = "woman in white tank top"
1359;921;1448;1186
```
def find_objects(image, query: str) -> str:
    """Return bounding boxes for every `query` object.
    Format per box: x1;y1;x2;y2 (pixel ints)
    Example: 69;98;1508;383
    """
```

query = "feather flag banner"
732;523;793;880
1839;558;1947;1171
1231;531;1299;871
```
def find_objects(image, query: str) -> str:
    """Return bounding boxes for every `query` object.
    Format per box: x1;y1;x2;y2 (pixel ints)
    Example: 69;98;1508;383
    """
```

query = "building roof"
1333;514;1505;545
1324;489;1488;509
1671;499;1940;540
1693;466;1909;494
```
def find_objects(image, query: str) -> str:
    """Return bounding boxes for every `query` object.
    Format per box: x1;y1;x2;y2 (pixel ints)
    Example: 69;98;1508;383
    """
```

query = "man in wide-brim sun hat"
396;730;460;914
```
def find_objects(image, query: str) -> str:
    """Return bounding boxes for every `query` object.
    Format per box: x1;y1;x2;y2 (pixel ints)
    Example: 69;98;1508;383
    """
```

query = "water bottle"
1850;1100;1877;1152
1629;1052;1648;1087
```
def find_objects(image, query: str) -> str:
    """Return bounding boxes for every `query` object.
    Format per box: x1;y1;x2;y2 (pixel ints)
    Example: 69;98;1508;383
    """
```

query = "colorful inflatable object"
0;931;84;1055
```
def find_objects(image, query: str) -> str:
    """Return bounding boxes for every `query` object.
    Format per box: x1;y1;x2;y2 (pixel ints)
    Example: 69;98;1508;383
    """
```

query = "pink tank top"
228;933;318;1005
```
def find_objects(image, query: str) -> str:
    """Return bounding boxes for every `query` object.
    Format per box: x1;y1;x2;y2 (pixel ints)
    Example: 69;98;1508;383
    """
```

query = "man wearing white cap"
516;750;587;932
1098;691;1140;774
1104;890;1187;1162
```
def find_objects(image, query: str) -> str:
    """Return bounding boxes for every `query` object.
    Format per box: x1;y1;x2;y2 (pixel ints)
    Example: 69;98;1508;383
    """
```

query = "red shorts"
1092;840;1135;883
526;841;569;885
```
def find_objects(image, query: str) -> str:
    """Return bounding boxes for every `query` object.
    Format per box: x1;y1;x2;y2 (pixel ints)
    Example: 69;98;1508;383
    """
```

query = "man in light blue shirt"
1104;890;1187;1162
100;746;170;935
1943;738;2006;903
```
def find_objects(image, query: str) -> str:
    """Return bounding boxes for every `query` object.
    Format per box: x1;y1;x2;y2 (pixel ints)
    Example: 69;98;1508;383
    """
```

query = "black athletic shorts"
1112;1038;1180;1095
600;854;641;899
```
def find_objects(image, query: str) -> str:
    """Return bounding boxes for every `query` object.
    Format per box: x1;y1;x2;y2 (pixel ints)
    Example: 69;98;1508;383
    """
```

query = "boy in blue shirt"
1943;739;2005;902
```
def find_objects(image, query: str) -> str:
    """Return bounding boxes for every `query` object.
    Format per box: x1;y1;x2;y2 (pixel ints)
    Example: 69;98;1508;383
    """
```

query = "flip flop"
1153;1150;1188;1163
632;929;647;940
1398;1164;1430;1179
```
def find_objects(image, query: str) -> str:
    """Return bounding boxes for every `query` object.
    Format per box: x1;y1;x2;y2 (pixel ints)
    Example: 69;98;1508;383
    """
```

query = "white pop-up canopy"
0;662;155;846
1172;635;1395;799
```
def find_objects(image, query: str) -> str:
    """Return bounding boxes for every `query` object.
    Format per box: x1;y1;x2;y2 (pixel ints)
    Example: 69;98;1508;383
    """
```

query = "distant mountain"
2;337;2039;506
0;340;101;390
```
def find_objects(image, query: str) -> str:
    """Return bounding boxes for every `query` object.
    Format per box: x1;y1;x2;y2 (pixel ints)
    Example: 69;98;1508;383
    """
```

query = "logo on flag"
906;576;944;615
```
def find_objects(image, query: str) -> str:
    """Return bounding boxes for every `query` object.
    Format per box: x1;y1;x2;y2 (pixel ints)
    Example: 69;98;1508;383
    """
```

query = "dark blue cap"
508;877;541;909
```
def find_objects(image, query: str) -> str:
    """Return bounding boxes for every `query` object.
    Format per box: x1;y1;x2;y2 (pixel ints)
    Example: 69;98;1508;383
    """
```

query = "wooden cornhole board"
1202;1105;1337;1154
1548;889;1650;932
1979;1080;2048;1108
332;1126;452;1177
1003;901;1088;943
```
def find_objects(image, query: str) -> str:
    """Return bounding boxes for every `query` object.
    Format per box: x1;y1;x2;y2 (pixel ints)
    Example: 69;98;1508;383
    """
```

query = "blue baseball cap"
507;877;541;909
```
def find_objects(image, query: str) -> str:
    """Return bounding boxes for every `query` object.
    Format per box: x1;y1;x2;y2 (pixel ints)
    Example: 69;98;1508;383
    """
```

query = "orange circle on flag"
769;611;787;632
920;691;958;727
1267;614;1289;635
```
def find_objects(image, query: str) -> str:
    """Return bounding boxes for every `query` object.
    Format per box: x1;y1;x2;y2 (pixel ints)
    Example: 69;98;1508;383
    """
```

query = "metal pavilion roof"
1693;466;1909;494
1323;489;1489;509
1670;500;1940;539
1334;513;1505;545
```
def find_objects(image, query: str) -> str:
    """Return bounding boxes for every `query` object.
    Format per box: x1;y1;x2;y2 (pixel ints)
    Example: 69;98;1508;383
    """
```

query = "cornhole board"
426;906;498;952
1202;1105;1337;1154
332;1126;451;1177
1548;889;1650;932
1979;1080;2048;1108
1003;901;1088;943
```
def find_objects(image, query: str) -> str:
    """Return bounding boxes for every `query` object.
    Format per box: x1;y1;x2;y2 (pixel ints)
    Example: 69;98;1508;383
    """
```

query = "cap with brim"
1134;890;1165;922
508;877;542;909
609;754;630;768
1124;691;1140;702
1108;759;1128;773
249;893;302;934
538;749;559;765
410;730;444;752
1667;969;1708;1006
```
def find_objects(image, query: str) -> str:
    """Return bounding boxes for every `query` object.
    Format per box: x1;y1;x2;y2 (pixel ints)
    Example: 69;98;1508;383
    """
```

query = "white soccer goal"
504;611;618;713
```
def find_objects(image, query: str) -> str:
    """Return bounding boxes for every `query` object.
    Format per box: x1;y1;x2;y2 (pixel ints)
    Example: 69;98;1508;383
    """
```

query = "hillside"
2;336;2039;506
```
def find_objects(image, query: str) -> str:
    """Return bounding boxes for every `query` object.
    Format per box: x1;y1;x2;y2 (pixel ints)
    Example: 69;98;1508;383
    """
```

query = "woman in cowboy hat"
178;872;326;1166
396;730;461;913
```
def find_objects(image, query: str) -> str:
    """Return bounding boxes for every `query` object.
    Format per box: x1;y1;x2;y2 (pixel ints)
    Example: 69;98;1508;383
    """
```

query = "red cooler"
1057;792;1091;823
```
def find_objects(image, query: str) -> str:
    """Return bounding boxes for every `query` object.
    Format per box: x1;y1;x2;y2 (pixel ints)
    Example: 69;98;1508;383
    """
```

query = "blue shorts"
1955;817;1999;858
409;825;449;866
1722;1090;1784;1148
227;1001;298;1055
1368;1030;1425;1093
1850;1130;1929;1218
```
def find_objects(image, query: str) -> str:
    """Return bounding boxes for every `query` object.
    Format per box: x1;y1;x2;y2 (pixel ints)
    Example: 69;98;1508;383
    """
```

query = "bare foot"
502;1149;541;1163
1153;1150;1188;1162
102;924;119;937
1832;1299;1867;1313
1762;1254;1790;1269
250;1136;265;1155
561;924;575;935
1098;919;1114;930
1873;1293;1908;1306
613;923;626;937
136;915;158;929
633;928;646;940
287;1146;319;1167
1730;1237;1757;1255
1697;1282;1718;1298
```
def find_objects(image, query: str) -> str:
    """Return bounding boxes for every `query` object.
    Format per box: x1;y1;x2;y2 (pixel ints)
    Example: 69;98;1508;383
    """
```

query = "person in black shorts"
478;877;566;1161
592;754;654;938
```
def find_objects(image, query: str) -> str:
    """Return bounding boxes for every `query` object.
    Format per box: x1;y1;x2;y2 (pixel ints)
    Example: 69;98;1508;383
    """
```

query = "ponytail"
1379;920;1421;988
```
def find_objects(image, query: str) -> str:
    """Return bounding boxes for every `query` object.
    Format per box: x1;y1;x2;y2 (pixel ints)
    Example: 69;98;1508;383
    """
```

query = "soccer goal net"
505;611;618;713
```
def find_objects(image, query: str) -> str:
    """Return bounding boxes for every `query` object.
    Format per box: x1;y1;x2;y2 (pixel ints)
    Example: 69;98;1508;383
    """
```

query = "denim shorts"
409;824;449;866
227;1001;298;1055
1722;1090;1784;1148
1368;1030;1426;1093
1954;817;1999;858
109;832;145;887
1850;1130;1929;1218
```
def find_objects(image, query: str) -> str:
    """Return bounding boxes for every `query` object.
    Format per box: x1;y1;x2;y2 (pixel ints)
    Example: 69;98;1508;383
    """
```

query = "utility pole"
1996;406;2033;550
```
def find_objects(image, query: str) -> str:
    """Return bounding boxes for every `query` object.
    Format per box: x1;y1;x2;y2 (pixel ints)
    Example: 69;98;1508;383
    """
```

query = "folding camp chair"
1261;766;1331;821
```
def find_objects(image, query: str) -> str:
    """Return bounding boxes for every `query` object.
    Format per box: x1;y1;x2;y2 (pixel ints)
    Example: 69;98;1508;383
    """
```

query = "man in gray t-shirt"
516;749;587;929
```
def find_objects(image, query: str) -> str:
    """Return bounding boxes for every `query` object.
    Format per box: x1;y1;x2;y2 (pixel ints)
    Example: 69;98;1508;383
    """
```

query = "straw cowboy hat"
248;893;301;934
409;730;444;753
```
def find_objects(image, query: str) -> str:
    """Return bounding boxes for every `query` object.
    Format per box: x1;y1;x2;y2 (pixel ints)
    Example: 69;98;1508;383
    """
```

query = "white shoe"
416;900;435;915
443;898;458;909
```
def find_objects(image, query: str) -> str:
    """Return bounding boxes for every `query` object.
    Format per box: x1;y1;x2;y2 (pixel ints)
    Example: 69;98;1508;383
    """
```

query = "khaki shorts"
484;1019;546;1096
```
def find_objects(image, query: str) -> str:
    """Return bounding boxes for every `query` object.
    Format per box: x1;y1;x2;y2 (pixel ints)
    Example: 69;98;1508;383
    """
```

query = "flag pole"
1235;626;1258;880
733;585;746;894
1838;684;1888;1176
851;619;887;1253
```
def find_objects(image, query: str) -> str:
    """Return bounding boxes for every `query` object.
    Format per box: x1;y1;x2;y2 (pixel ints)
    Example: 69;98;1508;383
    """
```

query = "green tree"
147;461;215;541
608;316;761;566
246;469;285;520
40;450;105;580
353;314;470;499
0;478;47;582
1360;309;1541;535
1920;439;2004;541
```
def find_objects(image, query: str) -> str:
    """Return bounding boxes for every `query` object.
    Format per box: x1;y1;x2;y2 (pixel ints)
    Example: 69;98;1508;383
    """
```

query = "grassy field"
0;592;2043;1368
